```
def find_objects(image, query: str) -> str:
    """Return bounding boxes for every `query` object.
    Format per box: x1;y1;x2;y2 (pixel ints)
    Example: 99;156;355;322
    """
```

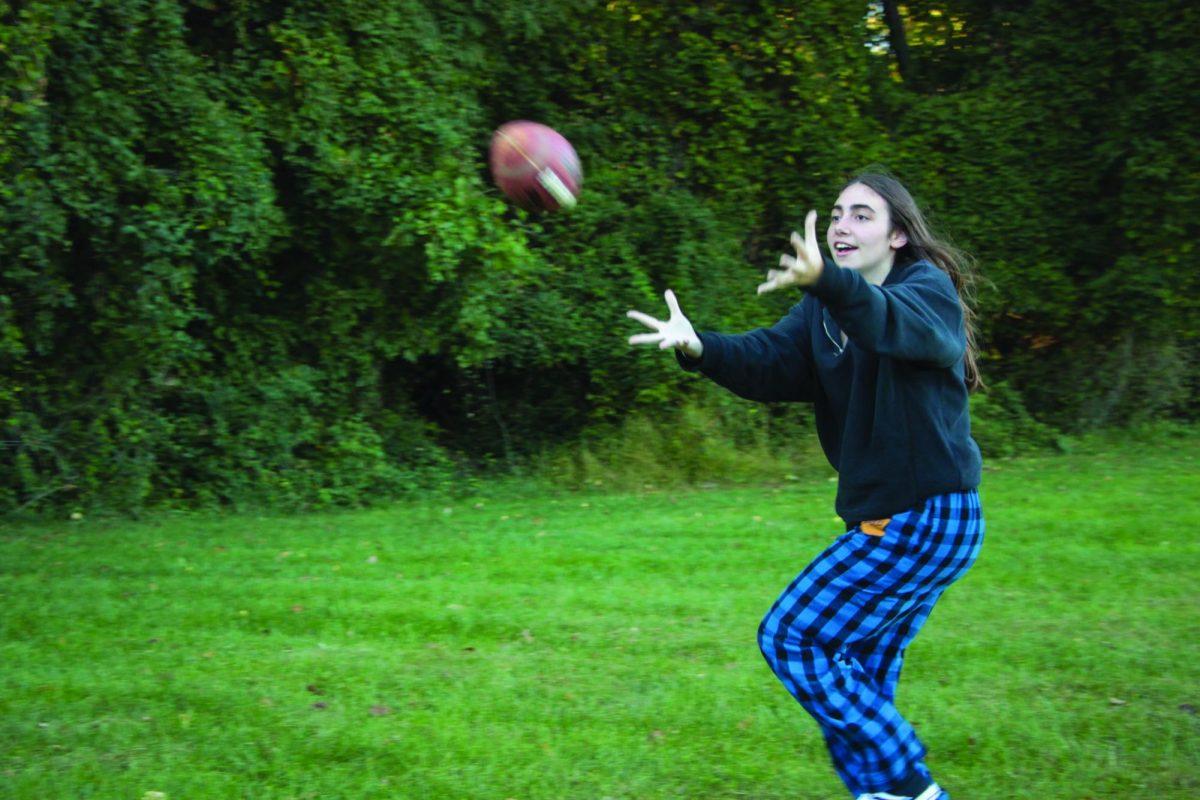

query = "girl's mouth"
834;243;857;257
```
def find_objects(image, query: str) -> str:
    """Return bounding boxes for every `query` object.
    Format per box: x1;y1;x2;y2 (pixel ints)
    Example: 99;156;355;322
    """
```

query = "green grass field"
2;430;1198;799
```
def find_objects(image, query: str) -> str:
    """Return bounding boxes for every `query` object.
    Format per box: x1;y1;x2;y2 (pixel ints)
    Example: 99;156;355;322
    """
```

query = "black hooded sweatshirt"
680;258;982;525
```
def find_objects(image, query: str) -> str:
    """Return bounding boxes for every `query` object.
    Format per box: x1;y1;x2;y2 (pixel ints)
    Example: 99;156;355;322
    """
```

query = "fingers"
757;272;783;295
788;211;820;266
804;210;822;266
629;331;691;351
663;289;682;318
628;291;686;349
625;309;660;330
762;211;820;295
804;209;818;248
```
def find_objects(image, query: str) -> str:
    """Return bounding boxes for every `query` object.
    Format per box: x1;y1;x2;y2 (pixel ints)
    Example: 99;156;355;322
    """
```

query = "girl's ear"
890;229;908;250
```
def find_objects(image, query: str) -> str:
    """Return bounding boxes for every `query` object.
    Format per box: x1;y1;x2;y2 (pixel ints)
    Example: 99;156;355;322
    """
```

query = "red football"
489;120;582;212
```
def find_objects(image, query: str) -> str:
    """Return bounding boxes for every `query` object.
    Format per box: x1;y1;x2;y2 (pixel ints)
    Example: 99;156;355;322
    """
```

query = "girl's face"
827;182;908;284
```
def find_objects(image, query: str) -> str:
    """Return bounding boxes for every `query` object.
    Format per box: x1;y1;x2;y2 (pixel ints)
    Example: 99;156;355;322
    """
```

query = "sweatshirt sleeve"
809;260;965;368
677;300;816;402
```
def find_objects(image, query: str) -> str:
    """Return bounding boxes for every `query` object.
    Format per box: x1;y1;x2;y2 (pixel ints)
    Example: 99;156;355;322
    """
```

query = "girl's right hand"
626;289;703;360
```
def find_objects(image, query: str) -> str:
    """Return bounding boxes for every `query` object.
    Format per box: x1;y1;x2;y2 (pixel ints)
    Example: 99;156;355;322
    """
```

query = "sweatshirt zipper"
822;313;845;356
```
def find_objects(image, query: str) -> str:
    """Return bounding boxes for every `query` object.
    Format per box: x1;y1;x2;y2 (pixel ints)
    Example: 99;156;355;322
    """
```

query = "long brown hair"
843;169;984;392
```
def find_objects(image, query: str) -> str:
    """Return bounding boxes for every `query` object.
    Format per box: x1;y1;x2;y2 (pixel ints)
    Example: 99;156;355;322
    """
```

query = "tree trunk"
883;0;914;84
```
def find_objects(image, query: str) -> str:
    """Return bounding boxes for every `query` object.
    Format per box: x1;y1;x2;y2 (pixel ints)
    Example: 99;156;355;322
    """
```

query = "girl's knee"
758;613;828;701
758;610;801;665
756;615;772;659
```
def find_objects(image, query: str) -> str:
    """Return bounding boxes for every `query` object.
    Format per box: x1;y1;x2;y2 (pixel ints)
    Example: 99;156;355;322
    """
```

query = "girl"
626;170;984;800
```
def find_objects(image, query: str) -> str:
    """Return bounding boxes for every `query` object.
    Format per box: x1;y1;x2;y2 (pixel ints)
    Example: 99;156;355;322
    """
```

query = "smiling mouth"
834;243;857;257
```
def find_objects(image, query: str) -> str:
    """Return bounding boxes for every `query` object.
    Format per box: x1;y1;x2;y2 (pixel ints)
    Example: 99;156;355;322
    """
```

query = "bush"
969;381;1063;458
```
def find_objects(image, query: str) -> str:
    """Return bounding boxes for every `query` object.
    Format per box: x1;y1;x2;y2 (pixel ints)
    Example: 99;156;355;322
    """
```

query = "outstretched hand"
757;210;823;294
626;289;703;360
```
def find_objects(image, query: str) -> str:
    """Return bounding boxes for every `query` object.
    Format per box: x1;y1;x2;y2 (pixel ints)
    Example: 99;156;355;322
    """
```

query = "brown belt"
859;518;891;537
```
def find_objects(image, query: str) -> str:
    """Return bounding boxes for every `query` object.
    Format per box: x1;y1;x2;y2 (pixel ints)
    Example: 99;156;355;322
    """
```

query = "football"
489;120;582;212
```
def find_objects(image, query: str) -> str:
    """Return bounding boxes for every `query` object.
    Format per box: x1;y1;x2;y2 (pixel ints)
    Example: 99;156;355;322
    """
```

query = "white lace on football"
536;168;577;208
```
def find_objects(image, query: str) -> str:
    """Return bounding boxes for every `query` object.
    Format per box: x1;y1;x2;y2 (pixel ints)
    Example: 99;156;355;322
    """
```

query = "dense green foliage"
3;0;1197;512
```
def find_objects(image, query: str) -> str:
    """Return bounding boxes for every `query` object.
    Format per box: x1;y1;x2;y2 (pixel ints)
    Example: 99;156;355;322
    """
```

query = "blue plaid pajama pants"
757;490;984;796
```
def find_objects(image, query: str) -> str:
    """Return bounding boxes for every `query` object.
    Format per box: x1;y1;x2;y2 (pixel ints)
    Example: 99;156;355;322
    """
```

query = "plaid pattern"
758;491;984;796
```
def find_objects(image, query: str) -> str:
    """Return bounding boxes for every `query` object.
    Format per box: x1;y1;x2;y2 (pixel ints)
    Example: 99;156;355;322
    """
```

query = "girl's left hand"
757;210;823;294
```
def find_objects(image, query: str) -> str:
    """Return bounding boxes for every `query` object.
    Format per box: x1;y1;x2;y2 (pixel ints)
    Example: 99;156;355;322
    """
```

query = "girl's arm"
811;262;965;368
626;290;816;403
684;302;817;403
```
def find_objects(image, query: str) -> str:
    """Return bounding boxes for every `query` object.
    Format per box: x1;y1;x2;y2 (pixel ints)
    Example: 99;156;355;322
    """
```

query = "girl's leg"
818;594;942;793
853;592;942;706
757;491;982;795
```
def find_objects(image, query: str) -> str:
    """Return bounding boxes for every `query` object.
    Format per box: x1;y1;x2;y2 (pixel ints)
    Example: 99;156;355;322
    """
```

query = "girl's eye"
855;214;869;222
